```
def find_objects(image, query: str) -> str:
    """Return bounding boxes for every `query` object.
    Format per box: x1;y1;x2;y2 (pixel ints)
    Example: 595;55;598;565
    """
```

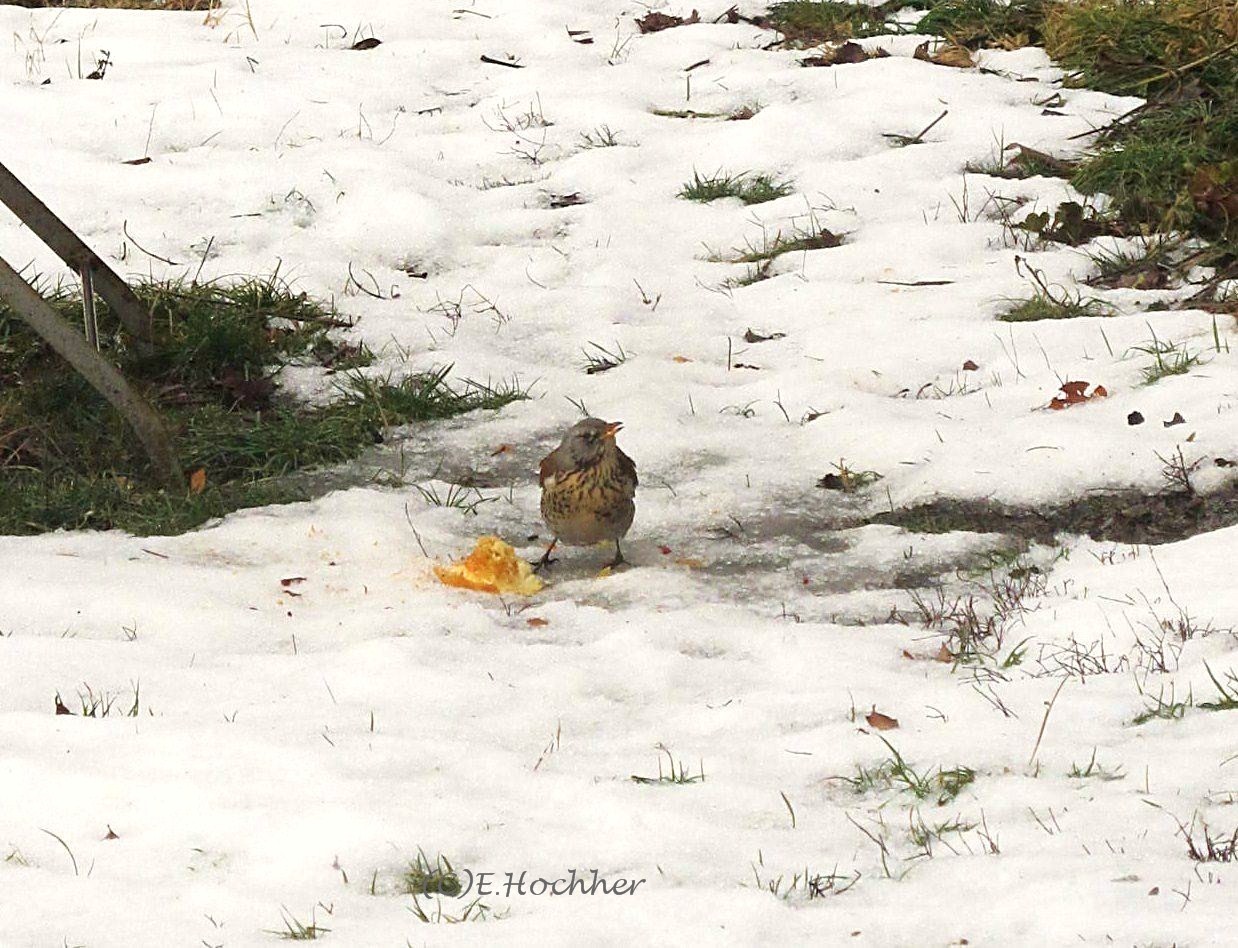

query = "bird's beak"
603;421;623;439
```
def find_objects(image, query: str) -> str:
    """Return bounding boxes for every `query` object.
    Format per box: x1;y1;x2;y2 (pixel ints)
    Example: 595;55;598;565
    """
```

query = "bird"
536;417;637;570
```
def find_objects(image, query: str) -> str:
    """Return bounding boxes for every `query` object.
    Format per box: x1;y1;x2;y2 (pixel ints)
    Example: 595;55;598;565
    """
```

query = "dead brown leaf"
526;617;549;627
865;707;899;731
188;468;207;494
802;41;888;67
914;40;975;68
636;9;700;33
1048;380;1108;410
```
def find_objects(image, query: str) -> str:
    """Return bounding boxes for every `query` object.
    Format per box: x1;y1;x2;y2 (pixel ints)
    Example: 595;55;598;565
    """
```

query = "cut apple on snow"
434;535;544;596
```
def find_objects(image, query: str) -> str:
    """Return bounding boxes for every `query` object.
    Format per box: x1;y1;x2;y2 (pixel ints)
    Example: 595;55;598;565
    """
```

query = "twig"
480;54;523;68
1122;40;1238;91
122;220;180;266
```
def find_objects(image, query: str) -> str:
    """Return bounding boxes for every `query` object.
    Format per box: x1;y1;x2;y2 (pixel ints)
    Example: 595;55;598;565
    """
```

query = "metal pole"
0;159;154;354
80;265;99;350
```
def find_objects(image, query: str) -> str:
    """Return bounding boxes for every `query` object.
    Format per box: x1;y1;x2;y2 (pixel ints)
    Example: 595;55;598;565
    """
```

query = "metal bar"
80;265;99;350
0;159;153;354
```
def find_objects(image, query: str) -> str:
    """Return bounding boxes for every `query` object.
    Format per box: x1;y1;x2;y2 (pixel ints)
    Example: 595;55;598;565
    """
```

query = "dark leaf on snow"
636;10;700;33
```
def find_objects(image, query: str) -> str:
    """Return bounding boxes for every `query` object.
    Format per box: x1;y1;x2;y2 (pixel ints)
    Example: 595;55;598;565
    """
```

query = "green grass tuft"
1043;0;1236;98
766;0;902;44
915;0;1046;48
998;290;1111;322
1129;331;1202;384
404;850;463;897
679;170;794;205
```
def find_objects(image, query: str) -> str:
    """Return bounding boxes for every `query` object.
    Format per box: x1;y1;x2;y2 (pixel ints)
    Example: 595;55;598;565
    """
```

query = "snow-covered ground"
1;2;1236;945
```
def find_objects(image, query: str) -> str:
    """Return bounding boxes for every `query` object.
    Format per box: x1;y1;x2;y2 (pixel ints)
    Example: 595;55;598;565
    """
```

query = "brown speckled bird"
537;418;637;570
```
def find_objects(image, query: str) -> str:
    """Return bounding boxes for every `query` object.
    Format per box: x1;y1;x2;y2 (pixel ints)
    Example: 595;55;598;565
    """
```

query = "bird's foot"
532;554;558;574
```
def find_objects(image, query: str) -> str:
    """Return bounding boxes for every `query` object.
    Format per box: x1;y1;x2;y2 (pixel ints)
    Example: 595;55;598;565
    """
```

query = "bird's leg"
604;540;626;570
533;538;558;573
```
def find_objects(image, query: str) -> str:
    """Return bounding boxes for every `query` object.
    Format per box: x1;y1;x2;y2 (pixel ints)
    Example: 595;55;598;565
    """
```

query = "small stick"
480;54;522;68
906;109;948;145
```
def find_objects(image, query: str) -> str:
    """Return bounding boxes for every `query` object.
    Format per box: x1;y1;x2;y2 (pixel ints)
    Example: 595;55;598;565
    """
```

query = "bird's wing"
539;448;564;486
617;447;638;488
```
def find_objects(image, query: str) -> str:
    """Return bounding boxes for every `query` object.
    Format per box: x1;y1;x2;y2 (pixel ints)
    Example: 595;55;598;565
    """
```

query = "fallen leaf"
549;192;586;208
1163;412;1186;428
1217;458;1234;468
744;328;786;343
635;9;700;33
659;544;672;555
902;649;916;660
934;44;975;68
866;707;899;731
350;37;383;50
1128;411;1145;426
103;826;119;840
280;577;307;587
122;157;152;166
1189;164;1238;226
933;643;953;663
802;40;882;67
54;695;73;715
914;40;975;68
962;359;979;371
672;355;693;363
491;443;513;456
1048;380;1107;410
526;617;549;627
188;468;207;494
833;41;873;64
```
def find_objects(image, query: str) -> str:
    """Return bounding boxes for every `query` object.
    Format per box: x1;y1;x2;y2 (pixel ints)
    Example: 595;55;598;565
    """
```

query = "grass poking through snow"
0;275;528;536
403;850;463;897
679;170;794;205
1129;331;1202;384
631;745;705;785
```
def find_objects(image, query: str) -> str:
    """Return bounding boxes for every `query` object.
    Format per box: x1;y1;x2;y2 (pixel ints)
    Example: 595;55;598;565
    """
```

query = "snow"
1;2;1236;946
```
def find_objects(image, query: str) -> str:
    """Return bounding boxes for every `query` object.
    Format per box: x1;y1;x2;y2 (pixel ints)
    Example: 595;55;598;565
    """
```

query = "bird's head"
558;417;623;467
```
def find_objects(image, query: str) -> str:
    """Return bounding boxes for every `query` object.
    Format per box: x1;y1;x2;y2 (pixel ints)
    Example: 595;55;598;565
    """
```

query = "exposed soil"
869;479;1238;546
